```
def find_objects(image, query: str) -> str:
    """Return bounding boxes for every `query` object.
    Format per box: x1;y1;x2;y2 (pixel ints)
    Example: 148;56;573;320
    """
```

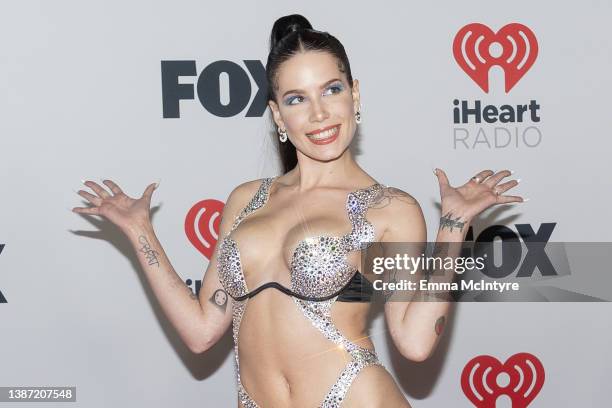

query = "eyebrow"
281;78;343;99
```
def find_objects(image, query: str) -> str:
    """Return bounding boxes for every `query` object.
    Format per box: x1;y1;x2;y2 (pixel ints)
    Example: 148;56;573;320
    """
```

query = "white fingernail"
516;178;521;183
509;170;515;175
154;178;161;189
81;179;87;184
523;198;530;202
433;168;438;175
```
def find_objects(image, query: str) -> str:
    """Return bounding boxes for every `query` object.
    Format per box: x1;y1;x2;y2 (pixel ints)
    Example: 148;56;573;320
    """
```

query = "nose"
309;98;330;122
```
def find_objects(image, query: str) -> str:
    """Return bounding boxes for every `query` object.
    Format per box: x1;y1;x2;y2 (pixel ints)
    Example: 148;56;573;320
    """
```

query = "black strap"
231;270;372;302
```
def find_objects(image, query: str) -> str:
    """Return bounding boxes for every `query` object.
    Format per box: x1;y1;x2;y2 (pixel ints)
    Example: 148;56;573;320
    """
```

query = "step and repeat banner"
1;1;610;407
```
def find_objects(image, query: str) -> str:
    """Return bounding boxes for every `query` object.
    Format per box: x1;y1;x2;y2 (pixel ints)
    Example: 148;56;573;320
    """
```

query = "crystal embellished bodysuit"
217;177;385;408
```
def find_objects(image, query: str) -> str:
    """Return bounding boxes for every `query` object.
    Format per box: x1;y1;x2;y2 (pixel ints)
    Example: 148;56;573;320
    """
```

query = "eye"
285;95;304;106
284;83;344;106
324;83;344;95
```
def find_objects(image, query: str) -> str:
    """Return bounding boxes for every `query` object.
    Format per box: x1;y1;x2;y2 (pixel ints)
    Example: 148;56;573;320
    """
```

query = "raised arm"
187;180;262;352
381;168;523;362
72;179;257;354
375;187;432;362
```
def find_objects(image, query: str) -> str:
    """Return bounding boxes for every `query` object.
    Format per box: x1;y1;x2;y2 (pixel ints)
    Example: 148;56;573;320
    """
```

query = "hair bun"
270;14;313;51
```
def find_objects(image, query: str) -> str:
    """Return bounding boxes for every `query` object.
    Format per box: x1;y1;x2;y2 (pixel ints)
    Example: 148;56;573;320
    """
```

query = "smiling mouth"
306;124;340;141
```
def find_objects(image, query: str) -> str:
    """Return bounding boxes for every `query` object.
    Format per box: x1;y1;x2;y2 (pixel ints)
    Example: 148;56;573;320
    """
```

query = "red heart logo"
461;352;545;408
184;199;224;260
453;23;538;93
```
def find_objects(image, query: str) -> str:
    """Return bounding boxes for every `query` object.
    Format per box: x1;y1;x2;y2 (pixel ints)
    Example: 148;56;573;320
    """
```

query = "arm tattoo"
138;235;160;267
439;211;466;233
209;288;228;312
370;187;418;209
435;316;446;336
383;268;398;302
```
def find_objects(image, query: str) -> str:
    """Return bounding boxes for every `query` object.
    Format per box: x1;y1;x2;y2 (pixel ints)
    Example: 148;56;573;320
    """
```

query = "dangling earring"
355;110;362;124
277;127;288;143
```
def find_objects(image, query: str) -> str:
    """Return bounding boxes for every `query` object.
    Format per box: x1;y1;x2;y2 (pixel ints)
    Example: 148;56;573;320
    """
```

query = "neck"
286;148;368;192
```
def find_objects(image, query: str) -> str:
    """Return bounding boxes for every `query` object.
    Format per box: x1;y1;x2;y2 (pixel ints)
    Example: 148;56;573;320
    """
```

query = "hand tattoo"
138;235;160;266
439;211;466;233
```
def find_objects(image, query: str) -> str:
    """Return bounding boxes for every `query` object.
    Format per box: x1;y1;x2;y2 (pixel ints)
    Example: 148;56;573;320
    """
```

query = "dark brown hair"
266;14;354;173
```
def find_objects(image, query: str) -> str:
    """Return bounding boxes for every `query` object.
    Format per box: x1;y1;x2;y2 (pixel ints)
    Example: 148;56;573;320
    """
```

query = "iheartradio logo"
453;23;538;93
461;352;545;407
184;199;224;260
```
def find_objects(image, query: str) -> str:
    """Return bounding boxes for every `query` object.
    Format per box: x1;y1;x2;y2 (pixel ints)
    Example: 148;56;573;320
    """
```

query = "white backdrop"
1;0;611;407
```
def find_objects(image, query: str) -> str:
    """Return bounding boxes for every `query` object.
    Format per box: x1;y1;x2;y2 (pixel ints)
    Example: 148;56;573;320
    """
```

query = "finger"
470;169;494;184
83;180;111;199
484;169;513;188
76;190;102;206
492;179;520;195
496;195;524;204
102;179;124;196
141;182;158;202
72;206;101;215
434;168;450;187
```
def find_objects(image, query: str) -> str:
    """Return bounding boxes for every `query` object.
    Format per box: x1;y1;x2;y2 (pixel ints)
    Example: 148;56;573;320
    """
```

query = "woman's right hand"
72;179;158;234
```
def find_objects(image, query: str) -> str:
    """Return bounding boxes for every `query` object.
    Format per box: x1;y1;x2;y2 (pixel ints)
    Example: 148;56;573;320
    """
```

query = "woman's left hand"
434;168;525;223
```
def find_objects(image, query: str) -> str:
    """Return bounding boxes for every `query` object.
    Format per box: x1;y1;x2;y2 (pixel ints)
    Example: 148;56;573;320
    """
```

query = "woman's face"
268;51;360;163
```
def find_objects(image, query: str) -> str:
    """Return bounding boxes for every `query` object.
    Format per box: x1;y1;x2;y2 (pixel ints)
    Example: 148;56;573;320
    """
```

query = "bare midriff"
235;289;411;408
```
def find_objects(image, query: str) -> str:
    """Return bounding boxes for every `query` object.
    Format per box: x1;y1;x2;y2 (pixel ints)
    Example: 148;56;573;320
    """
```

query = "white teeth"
308;126;338;140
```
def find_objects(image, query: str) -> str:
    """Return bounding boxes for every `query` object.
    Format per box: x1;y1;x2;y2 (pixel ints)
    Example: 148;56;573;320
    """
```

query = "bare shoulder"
217;178;269;233
224;178;268;214
370;186;427;241
228;178;267;201
370;186;420;209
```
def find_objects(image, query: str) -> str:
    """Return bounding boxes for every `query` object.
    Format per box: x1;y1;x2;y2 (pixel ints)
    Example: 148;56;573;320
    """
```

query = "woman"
72;14;524;408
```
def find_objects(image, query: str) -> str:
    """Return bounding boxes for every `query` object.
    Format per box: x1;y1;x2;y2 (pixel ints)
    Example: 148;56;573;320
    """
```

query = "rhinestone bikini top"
217;177;384;302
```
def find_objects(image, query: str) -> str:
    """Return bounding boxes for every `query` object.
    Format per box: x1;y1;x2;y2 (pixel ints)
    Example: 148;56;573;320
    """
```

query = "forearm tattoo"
138;235;160;267
137;235;200;304
383;267;398;302
435;316;446;336
369;187;418;209
439;211;467;233
209;288;228;312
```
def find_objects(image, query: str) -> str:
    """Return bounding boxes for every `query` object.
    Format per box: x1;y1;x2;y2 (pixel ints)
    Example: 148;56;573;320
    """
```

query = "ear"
268;100;286;130
351;78;361;113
